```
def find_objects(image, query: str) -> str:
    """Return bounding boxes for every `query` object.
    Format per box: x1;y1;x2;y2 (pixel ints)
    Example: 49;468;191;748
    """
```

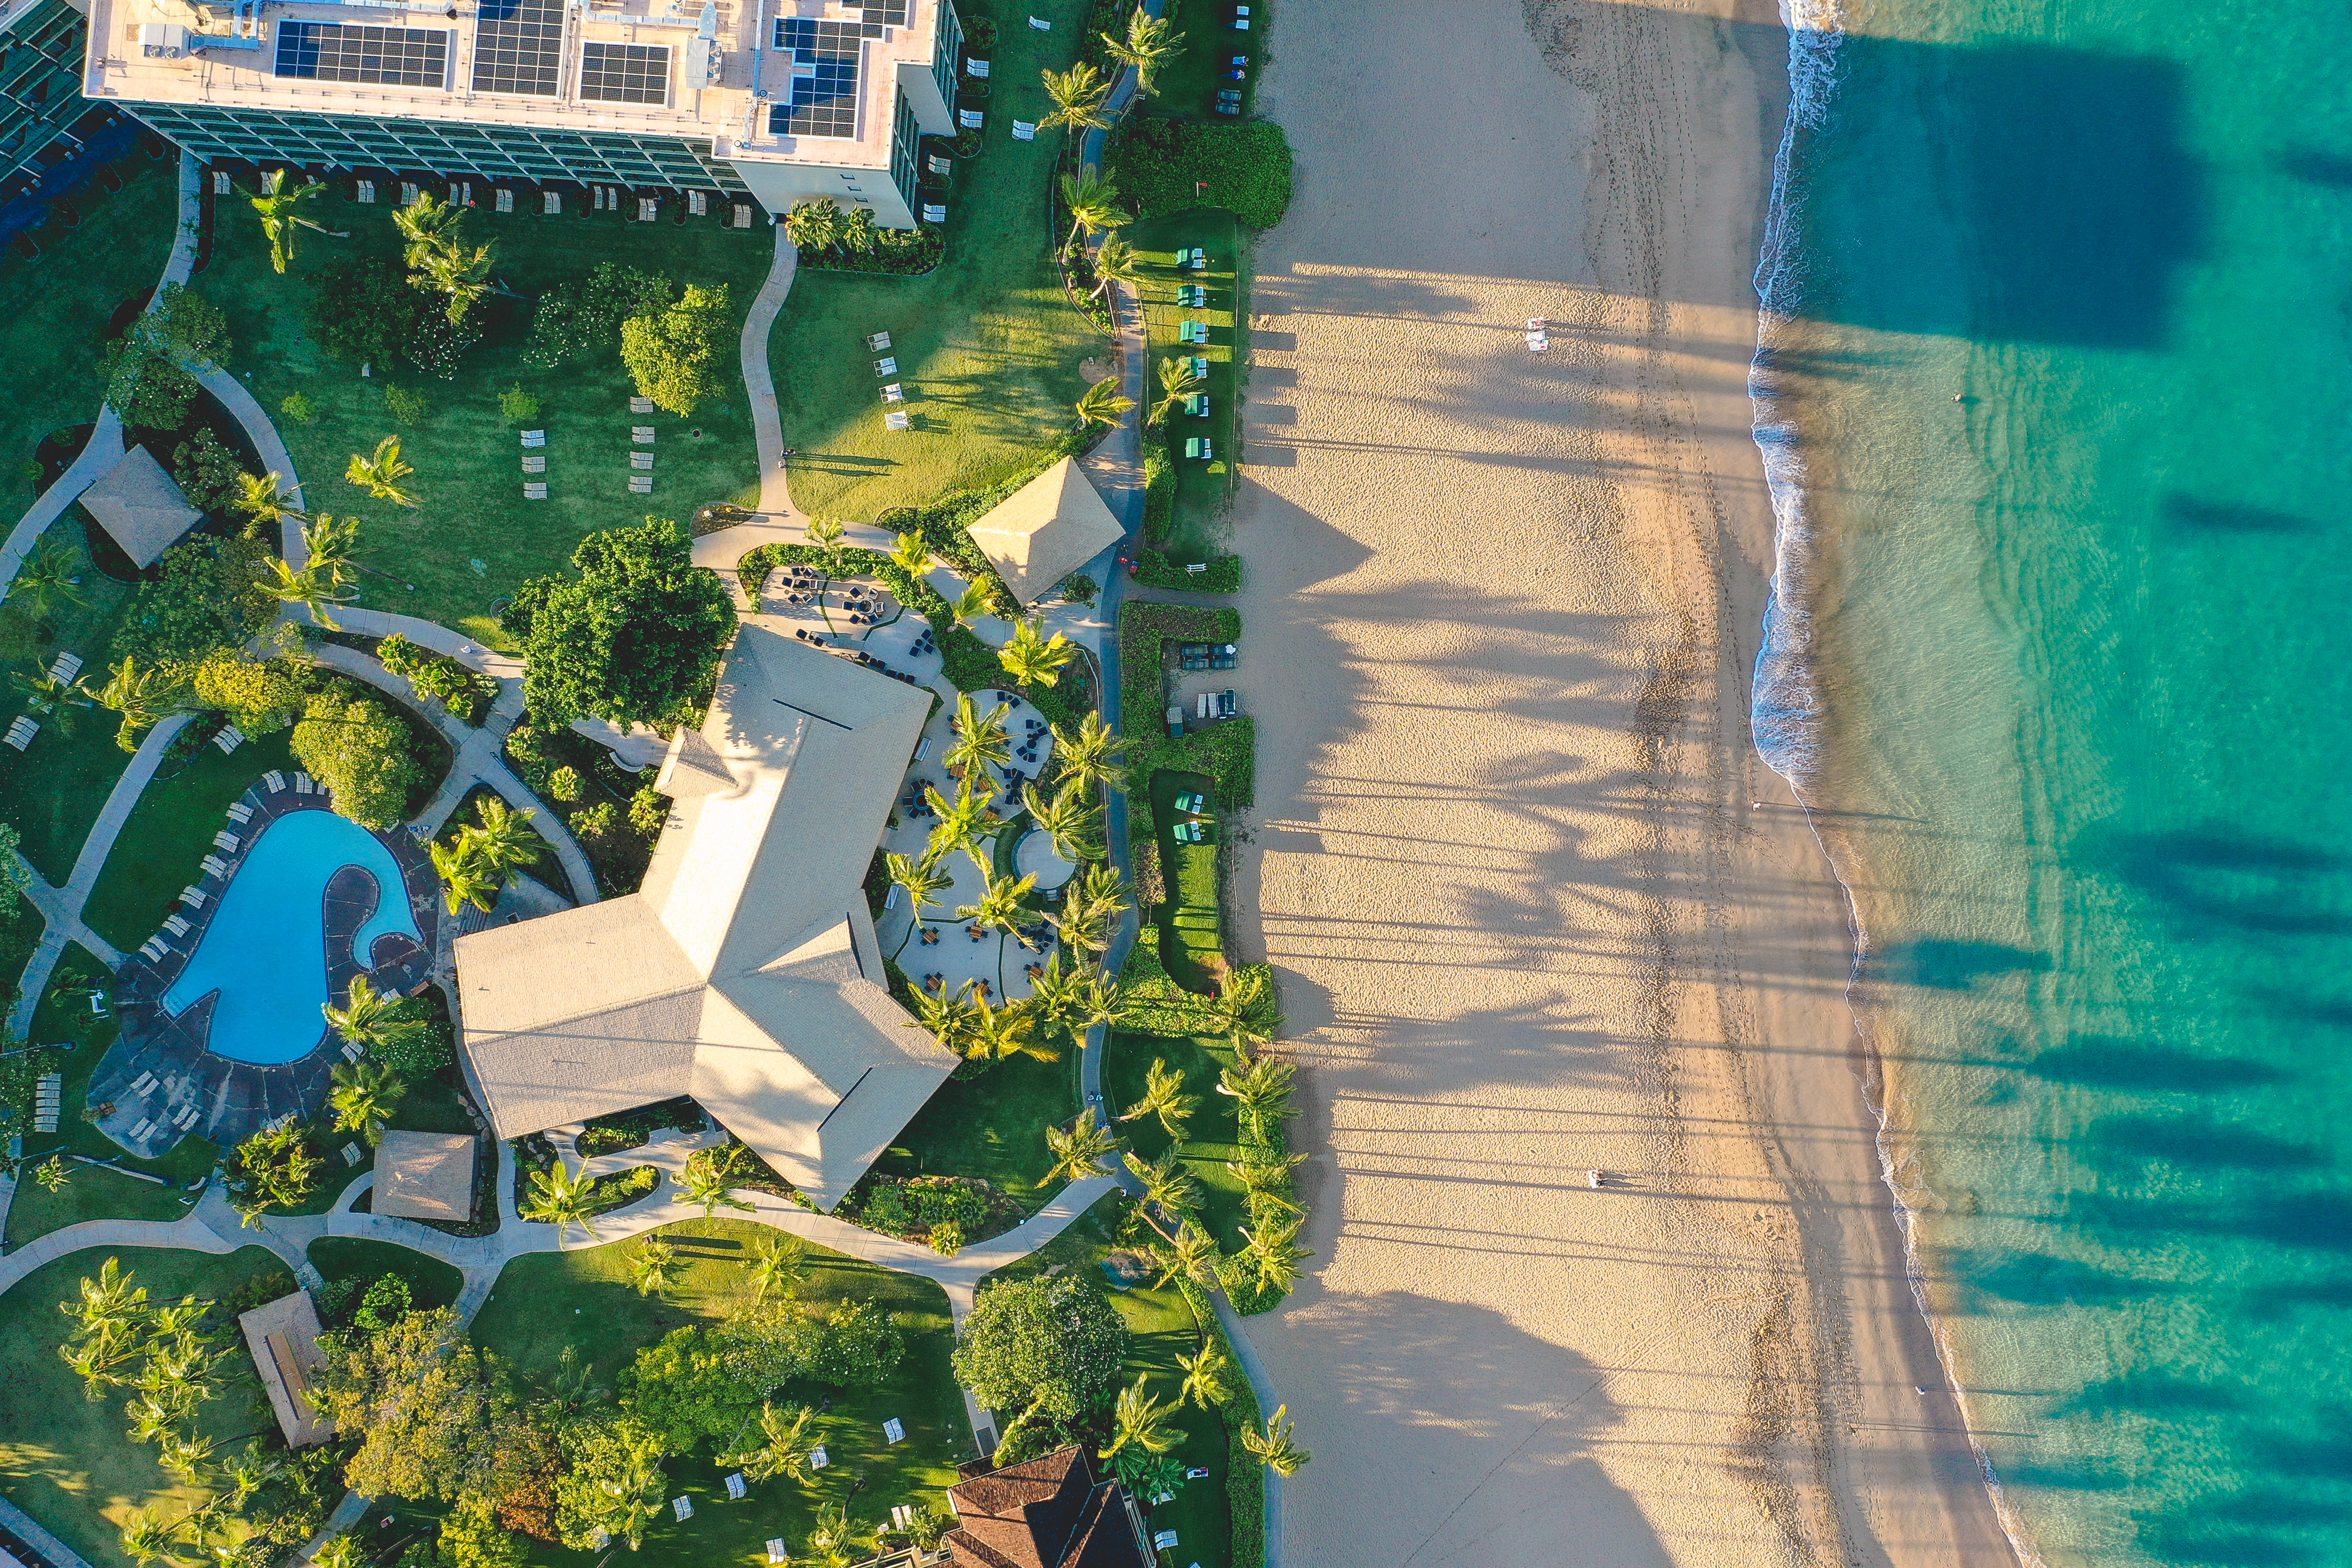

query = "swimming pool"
163;810;423;1066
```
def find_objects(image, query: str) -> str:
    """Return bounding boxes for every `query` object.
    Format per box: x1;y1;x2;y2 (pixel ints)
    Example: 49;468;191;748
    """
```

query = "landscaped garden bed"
1118;601;1255;807
1128;209;1248;556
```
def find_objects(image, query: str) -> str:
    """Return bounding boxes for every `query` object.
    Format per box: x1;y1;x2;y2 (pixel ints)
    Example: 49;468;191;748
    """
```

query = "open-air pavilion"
76;444;202;569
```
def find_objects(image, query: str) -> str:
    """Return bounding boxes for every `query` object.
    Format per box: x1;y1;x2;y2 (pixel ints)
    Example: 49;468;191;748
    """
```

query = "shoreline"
1217;0;2019;1559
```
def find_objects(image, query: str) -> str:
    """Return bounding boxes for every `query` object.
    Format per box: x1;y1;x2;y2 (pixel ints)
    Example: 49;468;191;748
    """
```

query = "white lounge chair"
881;382;904;403
629;476;653;494
1011;121;1037;140
47;651;81;682
3;716;38;750
630;394;656;414
725;1473;748;1501
264;770;286;791
866;331;892;351
212;725;245;754
520;430;547;448
522;454;547;474
212;831;239;851
524;482;549;500
884;411;910;431
631;451;655;470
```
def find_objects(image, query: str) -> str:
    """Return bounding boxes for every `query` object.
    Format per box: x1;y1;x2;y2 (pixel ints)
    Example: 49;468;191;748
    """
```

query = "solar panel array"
470;0;564;96
844;0;910;25
579;41;671;104
273;21;450;87
768;16;874;138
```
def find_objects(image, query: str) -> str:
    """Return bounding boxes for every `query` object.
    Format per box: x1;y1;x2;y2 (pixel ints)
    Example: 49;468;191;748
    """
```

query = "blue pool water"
163;810;421;1066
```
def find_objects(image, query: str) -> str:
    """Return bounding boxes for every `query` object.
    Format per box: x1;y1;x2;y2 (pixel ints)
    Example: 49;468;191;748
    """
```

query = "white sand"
1210;0;2020;1560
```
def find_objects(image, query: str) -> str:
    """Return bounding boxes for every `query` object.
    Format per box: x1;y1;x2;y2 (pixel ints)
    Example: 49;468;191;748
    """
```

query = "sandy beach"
1208;0;2022;1560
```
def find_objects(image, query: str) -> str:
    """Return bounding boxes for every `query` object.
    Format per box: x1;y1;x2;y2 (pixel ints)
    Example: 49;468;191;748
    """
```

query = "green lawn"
0;1245;289;1568
81;728;298;953
1131;211;1242;555
472;1219;971;1564
771;0;1104;522
0;157;178;514
1112;1281;1234;1568
0;528;142;882
199;192;769;648
1104;1025;1250;1251
1150;768;1224;990
1151;0;1270;122
306;1236;463;1310
869;1052;1080;1221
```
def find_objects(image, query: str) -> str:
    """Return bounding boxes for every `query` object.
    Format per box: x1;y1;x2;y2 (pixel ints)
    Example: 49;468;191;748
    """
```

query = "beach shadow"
2077;825;2352;938
2046;1375;2248;1419
2272;148;2352;189
1938;1246;2177;1310
2024;1037;2286;1094
1866;936;2049;990
2082;1114;2328;1175
2161;494;2317;536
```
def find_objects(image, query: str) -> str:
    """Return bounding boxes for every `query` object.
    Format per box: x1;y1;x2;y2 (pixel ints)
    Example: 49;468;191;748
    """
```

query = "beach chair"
883;1417;906;1443
1526;329;1549;352
1211;643;1238;669
885;411;911;431
1185;355;1210;380
200;855;228;878
881;382;905;403
128;1118;154;1143
2;716;36;750
1011;121;1037;140
960;108;985;128
671;1497;693;1522
355;179;376;203
1155;1532;1180;1550
1178;283;1208;306
1179;320;1209;344
629;476;653;494
632;425;656;443
226;801;253;823
212;830;239;851
768;1543;789;1564
213;725;245;754
1185;437;1214;460
265;770;286;792
544;190;563;215
632;451;656;470
139;940;165;962
47;651;81;682
924;203;948;223
874;356;898;376
520;429;547;448
631;394;656;413
1187;246;1211;269
725;1473;747;1501
866;331;893;351
734;202;755;228
174;1104;201;1130
495;187;514;213
522;454;547;474
524;482;549;500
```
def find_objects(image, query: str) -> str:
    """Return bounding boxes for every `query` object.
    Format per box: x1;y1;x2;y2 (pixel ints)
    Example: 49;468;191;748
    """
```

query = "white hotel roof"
81;0;944;173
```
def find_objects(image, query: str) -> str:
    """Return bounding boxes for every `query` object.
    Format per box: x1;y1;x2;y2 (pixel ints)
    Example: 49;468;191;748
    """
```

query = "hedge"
1177;1276;1268;1568
1142;443;1175;544
1109;118;1295;231
1135;550;1241;594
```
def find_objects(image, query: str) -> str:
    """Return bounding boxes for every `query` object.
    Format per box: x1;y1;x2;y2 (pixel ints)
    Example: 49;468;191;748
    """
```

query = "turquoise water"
1752;0;2352;1562
163;810;420;1065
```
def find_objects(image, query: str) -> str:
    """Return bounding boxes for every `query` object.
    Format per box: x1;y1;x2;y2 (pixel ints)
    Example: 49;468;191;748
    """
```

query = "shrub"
619;282;730;415
101;285;229;429
571;801;617;842
497;383;540;423
172;430;248;517
1134;550;1241;594
112;536;274;669
1110;118;1295;230
1217;1249;1285;1315
1055;573;1099;606
930;1221;964;1256
952;1275;1130;1421
383;383;430;425
380;632;496;724
280;391;320;424
306;255;424;365
292;684;423;828
353;1273;413;1334
545;765;581;804
808;1299;903;1386
191;651;309;735
379;1018;454;1078
524;262;674;370
1141;443;1176;544
628;785;667;837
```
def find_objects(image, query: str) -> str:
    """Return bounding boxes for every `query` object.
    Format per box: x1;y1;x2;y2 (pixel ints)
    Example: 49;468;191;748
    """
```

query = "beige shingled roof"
966;458;1125;606
454;620;957;1211
79;444;203;570
239;1292;334;1447
373;1130;479;1221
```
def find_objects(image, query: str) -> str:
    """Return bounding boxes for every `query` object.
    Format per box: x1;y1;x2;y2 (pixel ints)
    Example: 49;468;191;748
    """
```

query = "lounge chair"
884;410;911;430
866;331;893;351
881;382;904;402
2;716;37;751
520;429;547;447
1011;121;1037;140
629;476;653;494
522;454;546;473
631;452;654;470
874;356;898;376
630;394;656;413
632;425;656;443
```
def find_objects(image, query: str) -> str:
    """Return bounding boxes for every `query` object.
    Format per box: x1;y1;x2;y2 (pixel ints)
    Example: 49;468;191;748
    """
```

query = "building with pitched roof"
453;616;956;1210
945;1447;1154;1568
238;1290;334;1447
372;1129;478;1221
966;459;1124;607
78;444;203;569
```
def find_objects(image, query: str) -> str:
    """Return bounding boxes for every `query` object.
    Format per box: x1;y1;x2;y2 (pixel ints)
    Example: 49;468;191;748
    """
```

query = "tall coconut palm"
744;1232;808;1300
807;1502;864;1568
629;1237;680;1297
1100;1379;1181;1465
1177;1340;1231;1410
1227;1148;1309;1216
885;851;954;959
805;516;850;580
429;837;500;914
1101;7;1184;95
156;1429;222;1482
95;657;185;752
677;1147;753;1219
1050;710;1127;793
298;513;358;586
1046;891;1114;955
907;979;983;1056
1022;778;1101;862
1089;236;1146;301
1121;1057;1198;1138
1238;1213;1311;1296
391;190;465;269
118;1510;178;1568
720;1401;823;1484
1040;66;1115;151
248;169;345;274
328;1057;403;1146
1123;1145;1201;1235
950;578;999;629
1055;163;1125;253
888;527;931;578
944;692;1013;780
783;199;844;253
1076;863;1131;925
1073;376;1134;429
463;796;543;883
419;240;496;325
1149;1221;1220;1291
260;557;355;630
1210;970;1285;1058
11;663;96;733
64;1258;149;1332
956;867;1037;938
232;472;306;536
322;973;409;1055
1220;1052;1298;1144
9;537;87;630
1150;354;1206;426
520;1159;602;1246
1241;1404;1311;1476
968;993;1055;1064
33;1154;71;1192
999;620;1080;688
1043;1116;1122;1185
1026;950;1094;1035
217;1443;283;1511
346;434;420;507
924;775;998;864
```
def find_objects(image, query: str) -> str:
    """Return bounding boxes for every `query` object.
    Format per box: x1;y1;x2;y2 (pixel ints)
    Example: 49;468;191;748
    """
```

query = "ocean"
1748;0;2352;1562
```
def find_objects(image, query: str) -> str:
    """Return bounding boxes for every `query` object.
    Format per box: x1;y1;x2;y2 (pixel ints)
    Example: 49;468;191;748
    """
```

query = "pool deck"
86;780;439;1159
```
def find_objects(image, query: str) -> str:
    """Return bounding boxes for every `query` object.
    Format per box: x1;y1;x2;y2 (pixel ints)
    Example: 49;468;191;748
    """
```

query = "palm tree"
1121;1057;1198;1138
33;1154;70;1192
925;776;997;865
1211;971;1285;1057
1022;778;1101;862
629;1237;680;1297
1150;354;1206;426
1043;1116;1121;1185
1055;162;1125;252
1123;1145;1201;1235
1239;1213;1311;1295
903;1506;951;1551
1228;1148;1308;1218
392;190;465;268
677;1146;754;1218
1102;7;1184;94
721;1400;823;1484
1089;236;1147;302
783;199;844;254
1051;710;1127;793
9;537;87;630
95;657;185;752
1100;1379;1181;1465
944;692;1013;780
744;1231;808;1300
1073;376;1134;429
312;1534;368;1568
520;1159;602;1246
420;240;496;324
463;796;543;883
118;1510;179;1568
888;527;931;578
1221;1052;1299;1144
260;557;356;630
807;1502;864;1568
950;578;999;629
968;992;1056;1064
346;434;420;507
1046;891;1114;955
956;867;1038;938
248;168;345;274
1025;949;1091;1036
885;851;954;959
65;1257;148;1331
1176;1340;1231;1410
805;515;850;579
1041;66;1116;155
1150;1221;1220;1291
156;1429;222;1482
12;661;99;733
429;837;500;914
1075;863;1131;930
321;973;413;1056
1241;1404;1311;1476
299;513;359;585
907;979;983;1056
232;472;306;536
999;620;1080;688
328;1057;403;1146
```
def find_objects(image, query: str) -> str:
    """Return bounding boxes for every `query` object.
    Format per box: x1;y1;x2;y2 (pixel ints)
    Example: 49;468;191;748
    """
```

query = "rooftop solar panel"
274;21;450;87
579;41;671;105
768;17;868;138
472;0;564;96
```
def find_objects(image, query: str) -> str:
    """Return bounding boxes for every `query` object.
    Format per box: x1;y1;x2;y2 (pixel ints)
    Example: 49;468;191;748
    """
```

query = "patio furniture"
520;430;547;447
631;394;656;413
960;108;985;128
1185;354;1210;379
769;1542;789;1564
226;802;253;823
47;651;81;682
200;855;228;877
964;57;990;76
866;332;893;351
264;771;286;791
2;716;37;751
1178;283;1207;306
524;482;549;500
1216;690;1238;717
1184;393;1210;417
1012;121;1037;140
1184;437;1215;460
632;426;656;443
1165;706;1185;737
1179;320;1208;344
1211;643;1238;669
522;454;546;473
672;1496;693;1522
874;356;898;376
726;1473;748;1501
883;1417;905;1443
629;476;653;494
213;724;245;753
1175;791;1205;814
884;410;911;430
632;451;655;469
810;1446;828;1469
881;382;904;402
924;203;948;222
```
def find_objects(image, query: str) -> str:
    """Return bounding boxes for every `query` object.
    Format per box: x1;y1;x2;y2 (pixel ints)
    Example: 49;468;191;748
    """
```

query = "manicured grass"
1104;1025;1250;1251
870;1052;1080;1222
1150;768;1224;991
0;529;141;882
81;729;298;953
1151;0;1270;123
771;0;1104;523
1131;211;1242;555
471;1219;971;1564
199;193;768;648
1111;1281;1234;1568
306;1236;463;1310
0;1245;289;1568
0;157;178;514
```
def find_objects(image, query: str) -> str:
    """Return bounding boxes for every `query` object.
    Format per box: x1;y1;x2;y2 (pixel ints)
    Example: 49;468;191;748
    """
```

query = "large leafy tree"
312;1309;507;1501
620;1325;754;1451
620;282;732;416
506;518;735;728
950;1275;1130;1424
291;686;419;829
554;1413;670;1552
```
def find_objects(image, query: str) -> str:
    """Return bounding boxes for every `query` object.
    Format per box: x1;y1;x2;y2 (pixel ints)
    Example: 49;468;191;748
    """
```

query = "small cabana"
965;457;1124;607
79;446;203;570
238;1290;335;1447
373;1129;479;1222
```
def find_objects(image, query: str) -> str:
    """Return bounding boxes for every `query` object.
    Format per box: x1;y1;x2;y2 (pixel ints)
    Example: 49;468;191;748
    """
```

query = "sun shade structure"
965;458;1125;607
453;618;956;1211
239;1291;335;1447
373;1129;479;1221
78;445;203;570
946;1446;1154;1568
